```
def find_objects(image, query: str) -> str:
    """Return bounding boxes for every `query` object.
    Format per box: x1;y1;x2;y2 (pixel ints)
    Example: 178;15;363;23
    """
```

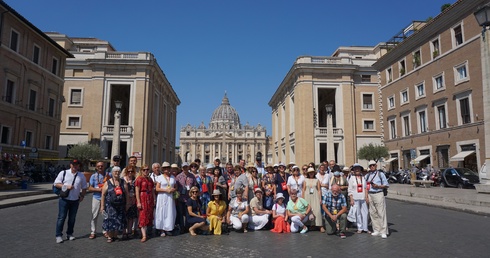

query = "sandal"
141;237;147;243
107;238;113;243
160;232;166;237
89;233;96;239
357;230;363;234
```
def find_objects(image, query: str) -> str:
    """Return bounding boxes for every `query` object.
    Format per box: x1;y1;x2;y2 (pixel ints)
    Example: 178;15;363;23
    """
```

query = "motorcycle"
430;171;441;186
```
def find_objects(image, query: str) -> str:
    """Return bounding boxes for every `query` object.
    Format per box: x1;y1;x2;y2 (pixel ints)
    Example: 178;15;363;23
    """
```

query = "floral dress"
196;175;212;214
102;179;127;232
135;176;155;227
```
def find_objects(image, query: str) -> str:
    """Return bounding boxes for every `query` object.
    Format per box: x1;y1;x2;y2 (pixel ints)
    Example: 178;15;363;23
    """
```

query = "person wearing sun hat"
274;162;290;203
303;167;324;232
248;188;271;230
206;189;227;235
270;193;290;233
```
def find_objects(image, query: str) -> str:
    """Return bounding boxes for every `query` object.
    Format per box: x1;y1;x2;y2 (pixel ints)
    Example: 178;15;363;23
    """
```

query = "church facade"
179;94;268;165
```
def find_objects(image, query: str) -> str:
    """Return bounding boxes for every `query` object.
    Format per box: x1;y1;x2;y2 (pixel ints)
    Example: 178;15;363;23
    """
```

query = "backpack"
108;179;125;206
53;171;66;196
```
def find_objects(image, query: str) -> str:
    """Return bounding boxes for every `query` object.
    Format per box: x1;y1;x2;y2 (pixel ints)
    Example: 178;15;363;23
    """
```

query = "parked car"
440;167;479;189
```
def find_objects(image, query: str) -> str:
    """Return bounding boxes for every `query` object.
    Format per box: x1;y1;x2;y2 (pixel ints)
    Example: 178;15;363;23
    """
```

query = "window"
362;94;373;110
386;68;393;83
400;90;409;104
453;24;463;46
1;126;11;144
388;96;395;109
363;120;375;131
25;131;33;147
431;38;440;59
186;131;190;136
48;98;55;117
33;45;41;64
459;97;471;125
69;88;82;105
10;30;19;52
361;75;371;82
5;79;15;103
416;83;425;99
402;115;410;136
28;89;37;111
51;57;59;75
433;74;445;92
45;135;52;150
399;60;406;76
418;110;427;133
67;116;81;128
389;119;396;139
454;62;469;83
437;105;447;129
413;50;421;68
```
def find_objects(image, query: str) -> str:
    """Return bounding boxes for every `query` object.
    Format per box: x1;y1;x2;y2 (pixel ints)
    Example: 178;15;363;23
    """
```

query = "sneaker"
381;234;387;239
67;235;75;241
371;231;381;236
300;227;308;234
340;233;346;239
56;236;64;244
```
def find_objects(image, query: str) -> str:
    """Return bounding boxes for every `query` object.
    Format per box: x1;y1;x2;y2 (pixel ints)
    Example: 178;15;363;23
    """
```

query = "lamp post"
325;104;334;162
474;4;490;192
111;100;123;160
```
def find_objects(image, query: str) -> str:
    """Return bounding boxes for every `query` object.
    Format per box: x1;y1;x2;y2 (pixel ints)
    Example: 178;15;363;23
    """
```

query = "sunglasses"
142;168;150;171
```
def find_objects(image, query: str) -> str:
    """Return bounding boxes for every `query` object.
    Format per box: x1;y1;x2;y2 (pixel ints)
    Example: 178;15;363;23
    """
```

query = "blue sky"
6;0;453;143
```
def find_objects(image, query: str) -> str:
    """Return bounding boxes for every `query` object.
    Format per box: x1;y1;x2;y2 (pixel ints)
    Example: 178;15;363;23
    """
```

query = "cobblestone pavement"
1;196;489;258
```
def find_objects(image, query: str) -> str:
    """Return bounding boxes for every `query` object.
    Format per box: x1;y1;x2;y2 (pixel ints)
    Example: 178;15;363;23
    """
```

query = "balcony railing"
315;127;344;136
102;125;133;135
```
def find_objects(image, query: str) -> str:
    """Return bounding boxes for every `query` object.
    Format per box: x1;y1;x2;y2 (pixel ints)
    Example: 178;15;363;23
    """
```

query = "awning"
450;151;475;162
413;155;430;163
385;157;398;163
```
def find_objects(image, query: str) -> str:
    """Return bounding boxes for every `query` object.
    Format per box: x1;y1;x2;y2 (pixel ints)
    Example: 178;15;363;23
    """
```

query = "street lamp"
325;104;334;162
474;5;490;192
111;100;123;160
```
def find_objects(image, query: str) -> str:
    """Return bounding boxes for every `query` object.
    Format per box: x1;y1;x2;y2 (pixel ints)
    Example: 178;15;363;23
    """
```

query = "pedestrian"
186;186;208;236
54;159;88;243
154;162;177;237
286;189;311;234
287;166;305;197
365;160;389;239
206;189;227;235
321;184;348;239
196;165;213;214
175;162;197;233
122;165;138;239
135;164;155;242
275;163;290;203
227;188;250;232
303;167;324;232
270;193;290;233
88;161;106;239
100;166;129;243
248;188;271;230
348;163;370;234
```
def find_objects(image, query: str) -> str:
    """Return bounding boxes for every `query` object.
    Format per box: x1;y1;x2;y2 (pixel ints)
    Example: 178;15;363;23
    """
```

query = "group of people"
53;155;389;244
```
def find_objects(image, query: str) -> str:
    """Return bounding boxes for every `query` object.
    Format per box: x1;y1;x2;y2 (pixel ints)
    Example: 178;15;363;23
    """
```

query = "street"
1;197;489;257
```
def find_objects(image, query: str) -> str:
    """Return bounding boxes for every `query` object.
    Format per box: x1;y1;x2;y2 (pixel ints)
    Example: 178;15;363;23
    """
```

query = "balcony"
102;125;133;135
315;127;344;136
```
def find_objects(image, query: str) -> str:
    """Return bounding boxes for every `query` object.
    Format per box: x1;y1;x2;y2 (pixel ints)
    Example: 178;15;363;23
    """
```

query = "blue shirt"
89;173;106;200
365;171;389;193
322;191;347;214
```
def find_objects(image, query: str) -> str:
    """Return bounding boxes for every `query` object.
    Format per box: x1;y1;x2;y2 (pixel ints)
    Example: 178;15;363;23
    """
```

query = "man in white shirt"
54;159;88;243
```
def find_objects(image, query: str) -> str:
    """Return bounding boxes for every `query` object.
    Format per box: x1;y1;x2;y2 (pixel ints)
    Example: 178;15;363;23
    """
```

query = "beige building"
47;33;180;167
179;93;268;165
0;2;72;172
269;46;388;167
373;0;487;172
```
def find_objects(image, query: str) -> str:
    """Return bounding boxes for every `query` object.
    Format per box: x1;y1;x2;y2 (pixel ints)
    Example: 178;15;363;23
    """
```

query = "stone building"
47;33;180;167
0;1;72;173
373;0;487;172
269;46;388;167
179;93;267;165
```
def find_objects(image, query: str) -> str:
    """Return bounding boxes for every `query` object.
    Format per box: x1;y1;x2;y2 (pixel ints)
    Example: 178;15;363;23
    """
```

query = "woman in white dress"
154;162;177;237
287;166;305;197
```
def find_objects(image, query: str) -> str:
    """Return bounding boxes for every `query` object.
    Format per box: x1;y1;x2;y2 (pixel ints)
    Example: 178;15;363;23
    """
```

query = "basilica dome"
209;93;241;130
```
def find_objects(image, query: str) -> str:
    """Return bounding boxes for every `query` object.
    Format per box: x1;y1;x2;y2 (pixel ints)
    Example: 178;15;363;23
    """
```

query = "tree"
357;143;389;163
68;142;103;171
441;3;451;12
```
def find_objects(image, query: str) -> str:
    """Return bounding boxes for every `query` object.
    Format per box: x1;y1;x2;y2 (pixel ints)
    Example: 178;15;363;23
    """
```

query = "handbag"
347;204;357;222
59;173;77;198
53;171;67;196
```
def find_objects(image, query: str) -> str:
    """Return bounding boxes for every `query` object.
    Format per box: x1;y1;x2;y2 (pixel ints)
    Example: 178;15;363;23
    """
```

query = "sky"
5;0;453;144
